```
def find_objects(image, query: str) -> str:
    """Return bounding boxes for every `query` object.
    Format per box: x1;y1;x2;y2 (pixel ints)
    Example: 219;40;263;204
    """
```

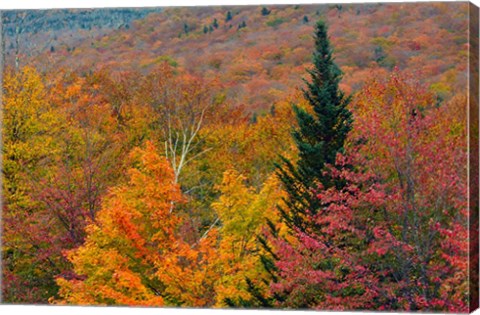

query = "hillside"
2;8;161;69
5;3;469;112
1;2;474;310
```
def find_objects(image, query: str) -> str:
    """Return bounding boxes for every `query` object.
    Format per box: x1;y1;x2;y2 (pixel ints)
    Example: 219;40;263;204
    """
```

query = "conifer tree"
276;20;352;232
261;7;271;16
235;20;353;308
225;11;232;22
238;21;247;30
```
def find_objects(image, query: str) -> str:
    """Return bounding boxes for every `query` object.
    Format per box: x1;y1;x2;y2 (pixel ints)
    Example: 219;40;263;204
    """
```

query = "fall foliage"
1;2;476;312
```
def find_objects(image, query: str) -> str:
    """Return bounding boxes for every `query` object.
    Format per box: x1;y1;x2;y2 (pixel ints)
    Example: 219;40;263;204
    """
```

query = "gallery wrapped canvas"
0;1;478;313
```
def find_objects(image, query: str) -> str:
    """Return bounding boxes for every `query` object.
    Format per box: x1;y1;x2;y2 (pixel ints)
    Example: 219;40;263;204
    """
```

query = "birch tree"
140;63;222;183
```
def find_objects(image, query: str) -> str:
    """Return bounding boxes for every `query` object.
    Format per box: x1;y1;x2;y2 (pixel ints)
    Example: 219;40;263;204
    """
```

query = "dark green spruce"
227;20;353;308
225;11;233;22
276;19;352;232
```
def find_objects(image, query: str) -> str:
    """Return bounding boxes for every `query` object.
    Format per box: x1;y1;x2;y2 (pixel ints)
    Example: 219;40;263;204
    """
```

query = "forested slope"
1;2;473;311
5;3;469;112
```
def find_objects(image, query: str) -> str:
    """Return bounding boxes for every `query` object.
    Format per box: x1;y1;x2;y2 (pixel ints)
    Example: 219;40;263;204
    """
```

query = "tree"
276;20;352;232
211;170;285;306
54;142;221;307
212;18;219;29
53;143;177;305
139;65;222;185
225;11;232;22
238;21;247;30
235;20;355;309
261;7;271;16
2;66;125;304
268;152;389;310
93;68;141;126
353;71;469;311
2;66;67;302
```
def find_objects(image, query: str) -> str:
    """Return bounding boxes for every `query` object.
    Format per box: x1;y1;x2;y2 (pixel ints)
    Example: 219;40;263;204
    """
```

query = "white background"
0;0;479;314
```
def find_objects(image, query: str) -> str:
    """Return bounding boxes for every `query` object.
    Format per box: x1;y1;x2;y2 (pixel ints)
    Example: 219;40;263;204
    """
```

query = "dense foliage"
1;3;473;312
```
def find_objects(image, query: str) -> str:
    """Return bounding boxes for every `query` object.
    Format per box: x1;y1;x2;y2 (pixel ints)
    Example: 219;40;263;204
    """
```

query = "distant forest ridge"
0;3;469;112
1;8;162;62
2;8;162;36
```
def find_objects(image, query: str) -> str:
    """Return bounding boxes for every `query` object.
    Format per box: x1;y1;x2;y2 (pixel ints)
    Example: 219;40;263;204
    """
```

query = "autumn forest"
1;2;477;312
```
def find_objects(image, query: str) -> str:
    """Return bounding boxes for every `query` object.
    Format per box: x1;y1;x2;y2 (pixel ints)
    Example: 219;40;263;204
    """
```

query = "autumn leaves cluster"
2;61;292;306
2;19;471;312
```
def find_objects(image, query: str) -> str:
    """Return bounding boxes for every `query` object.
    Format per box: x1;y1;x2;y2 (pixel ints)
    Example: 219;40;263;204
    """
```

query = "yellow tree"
2;66;66;302
211;169;286;306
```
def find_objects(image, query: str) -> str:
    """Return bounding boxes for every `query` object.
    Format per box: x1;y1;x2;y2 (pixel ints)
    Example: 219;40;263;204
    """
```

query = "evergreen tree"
233;20;353;308
226;11;232;22
276;20;352;232
250;112;258;124
213;18;219;29
203;25;208;34
261;7;271;16
238;21;247;30
303;15;309;23
269;104;276;117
